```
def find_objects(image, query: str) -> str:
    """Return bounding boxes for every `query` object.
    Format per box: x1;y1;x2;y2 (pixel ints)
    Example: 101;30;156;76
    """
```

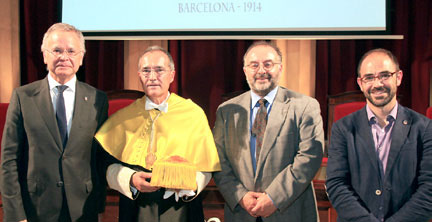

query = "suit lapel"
354;108;381;173
256;89;289;174
67;81;89;150
33;78;63;152
235;92;255;181
385;106;410;176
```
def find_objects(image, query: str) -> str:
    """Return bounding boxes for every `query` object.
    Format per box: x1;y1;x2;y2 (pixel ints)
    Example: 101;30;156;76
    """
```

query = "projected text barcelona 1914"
178;2;262;13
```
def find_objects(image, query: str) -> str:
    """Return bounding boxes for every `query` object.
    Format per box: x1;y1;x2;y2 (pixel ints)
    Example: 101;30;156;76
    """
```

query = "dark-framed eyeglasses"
359;71;398;84
140;67;170;78
246;61;281;72
44;48;83;57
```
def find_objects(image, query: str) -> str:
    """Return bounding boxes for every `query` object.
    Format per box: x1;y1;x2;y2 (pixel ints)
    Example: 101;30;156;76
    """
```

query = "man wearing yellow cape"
95;46;220;222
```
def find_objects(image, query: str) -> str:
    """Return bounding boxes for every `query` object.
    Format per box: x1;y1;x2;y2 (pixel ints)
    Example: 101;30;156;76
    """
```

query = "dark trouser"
58;190;71;222
119;189;204;222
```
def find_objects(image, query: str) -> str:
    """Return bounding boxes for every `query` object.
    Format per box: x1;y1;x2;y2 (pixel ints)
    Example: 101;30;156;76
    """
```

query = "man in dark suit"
326;48;432;221
1;23;108;222
213;41;324;221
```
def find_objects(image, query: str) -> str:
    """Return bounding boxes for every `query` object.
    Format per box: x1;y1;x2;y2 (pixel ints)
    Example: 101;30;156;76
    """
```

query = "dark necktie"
252;99;267;164
56;85;68;148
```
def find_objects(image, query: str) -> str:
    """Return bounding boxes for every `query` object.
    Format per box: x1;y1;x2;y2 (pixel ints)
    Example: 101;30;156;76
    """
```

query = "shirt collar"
250;86;279;109
145;92;170;113
47;73;76;93
367;102;398;125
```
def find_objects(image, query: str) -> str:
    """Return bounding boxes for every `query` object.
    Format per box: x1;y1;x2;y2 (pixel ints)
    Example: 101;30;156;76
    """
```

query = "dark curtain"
316;0;432;135
81;41;124;91
169;40;252;126
20;0;58;84
20;0;124;91
21;0;431;131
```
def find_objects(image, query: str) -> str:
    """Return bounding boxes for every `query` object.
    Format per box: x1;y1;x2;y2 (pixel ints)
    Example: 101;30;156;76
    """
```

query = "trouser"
119;190;204;222
58;189;71;222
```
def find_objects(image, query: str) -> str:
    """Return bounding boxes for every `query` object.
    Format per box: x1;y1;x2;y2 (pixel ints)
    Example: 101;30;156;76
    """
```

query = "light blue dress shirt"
249;86;278;173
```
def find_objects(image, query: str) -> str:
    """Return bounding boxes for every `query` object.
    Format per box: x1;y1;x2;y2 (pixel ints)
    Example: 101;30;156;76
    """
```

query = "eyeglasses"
45;48;83;57
359;71;398;84
140;67;170;78
246;61;281;72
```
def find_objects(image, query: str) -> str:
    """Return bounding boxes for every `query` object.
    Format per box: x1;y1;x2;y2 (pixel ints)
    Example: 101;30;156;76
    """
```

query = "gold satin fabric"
95;93;221;172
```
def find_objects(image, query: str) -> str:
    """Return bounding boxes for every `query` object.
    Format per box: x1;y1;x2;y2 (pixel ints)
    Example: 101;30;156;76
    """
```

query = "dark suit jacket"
213;87;324;222
326;105;432;222
1;77;108;222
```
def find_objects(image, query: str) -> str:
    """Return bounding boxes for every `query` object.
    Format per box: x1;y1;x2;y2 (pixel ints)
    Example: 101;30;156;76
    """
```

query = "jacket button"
375;189;382;195
57;181;64;187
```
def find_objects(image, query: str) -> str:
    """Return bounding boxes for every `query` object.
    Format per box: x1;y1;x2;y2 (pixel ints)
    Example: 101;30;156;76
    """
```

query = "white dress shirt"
47;74;76;136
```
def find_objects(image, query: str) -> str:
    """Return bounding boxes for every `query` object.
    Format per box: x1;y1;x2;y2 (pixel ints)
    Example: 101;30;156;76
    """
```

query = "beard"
246;72;278;96
365;85;395;107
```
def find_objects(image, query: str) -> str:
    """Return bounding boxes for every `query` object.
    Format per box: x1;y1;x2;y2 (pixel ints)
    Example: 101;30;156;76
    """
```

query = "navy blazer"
326;105;432;222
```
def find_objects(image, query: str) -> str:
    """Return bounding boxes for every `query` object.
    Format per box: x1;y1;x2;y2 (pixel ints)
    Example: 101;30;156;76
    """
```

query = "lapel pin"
84;96;88;101
403;120;408;125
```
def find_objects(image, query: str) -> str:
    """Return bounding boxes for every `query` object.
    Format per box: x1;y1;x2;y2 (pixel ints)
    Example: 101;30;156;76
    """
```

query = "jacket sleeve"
1;90;28;221
212;107;249;210
385;120;432;222
95;92;109;213
264;98;324;211
326;121;380;222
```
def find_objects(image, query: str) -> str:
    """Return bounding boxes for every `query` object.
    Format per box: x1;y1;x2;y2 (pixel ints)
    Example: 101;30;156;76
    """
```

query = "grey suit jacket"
1;77;108;222
213;87;324;222
326;105;432;222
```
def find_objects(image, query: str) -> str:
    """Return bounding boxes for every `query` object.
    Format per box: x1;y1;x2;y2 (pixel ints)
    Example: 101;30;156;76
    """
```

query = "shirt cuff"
106;163;137;200
182;171;211;202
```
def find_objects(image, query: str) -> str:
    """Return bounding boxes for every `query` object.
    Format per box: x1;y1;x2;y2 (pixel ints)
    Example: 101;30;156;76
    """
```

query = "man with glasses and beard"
326;48;432;221
213;41;324;222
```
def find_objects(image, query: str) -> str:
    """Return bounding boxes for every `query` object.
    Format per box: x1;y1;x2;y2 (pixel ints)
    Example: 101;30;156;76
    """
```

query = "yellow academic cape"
95;93;221;173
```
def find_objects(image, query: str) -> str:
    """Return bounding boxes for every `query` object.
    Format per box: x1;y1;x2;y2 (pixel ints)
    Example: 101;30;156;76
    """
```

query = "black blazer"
326;105;432;222
1;77;108;222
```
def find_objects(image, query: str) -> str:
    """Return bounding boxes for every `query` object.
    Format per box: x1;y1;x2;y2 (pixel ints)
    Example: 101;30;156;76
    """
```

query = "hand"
130;172;160;193
250;194;277;218
239;191;264;217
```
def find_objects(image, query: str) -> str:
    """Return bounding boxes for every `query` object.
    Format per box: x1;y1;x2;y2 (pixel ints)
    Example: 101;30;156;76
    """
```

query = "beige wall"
0;0;20;103
275;40;316;97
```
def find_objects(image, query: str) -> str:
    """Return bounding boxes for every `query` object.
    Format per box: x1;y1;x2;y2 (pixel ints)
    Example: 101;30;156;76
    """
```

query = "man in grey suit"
1;23;108;221
326;48;432;221
213;41;324;222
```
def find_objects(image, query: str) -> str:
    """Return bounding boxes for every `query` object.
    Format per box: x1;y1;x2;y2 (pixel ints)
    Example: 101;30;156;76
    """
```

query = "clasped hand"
239;191;277;218
131;172;160;192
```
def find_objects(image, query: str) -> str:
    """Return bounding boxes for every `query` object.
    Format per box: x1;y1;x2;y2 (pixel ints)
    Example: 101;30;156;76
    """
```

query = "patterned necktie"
252;99;268;163
56;85;68;148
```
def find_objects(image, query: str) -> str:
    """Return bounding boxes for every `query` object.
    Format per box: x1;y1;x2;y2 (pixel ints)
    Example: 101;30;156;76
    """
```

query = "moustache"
369;86;389;94
254;73;271;80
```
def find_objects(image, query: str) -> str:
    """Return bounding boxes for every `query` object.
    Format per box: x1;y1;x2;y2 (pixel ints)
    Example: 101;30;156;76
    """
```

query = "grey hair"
243;41;282;66
138;45;175;71
41;23;85;53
